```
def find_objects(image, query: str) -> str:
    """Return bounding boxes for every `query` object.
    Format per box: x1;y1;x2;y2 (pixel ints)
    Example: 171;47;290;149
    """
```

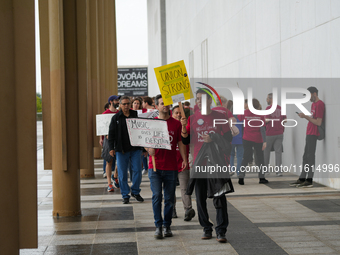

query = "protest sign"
126;118;171;150
96;114;115;136
154;60;193;106
138;110;159;119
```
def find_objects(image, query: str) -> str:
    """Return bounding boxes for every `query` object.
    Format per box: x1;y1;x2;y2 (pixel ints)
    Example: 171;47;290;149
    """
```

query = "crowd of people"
100;86;325;242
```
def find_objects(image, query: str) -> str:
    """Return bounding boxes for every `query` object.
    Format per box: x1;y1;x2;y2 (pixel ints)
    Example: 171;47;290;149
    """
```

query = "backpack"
317;121;325;140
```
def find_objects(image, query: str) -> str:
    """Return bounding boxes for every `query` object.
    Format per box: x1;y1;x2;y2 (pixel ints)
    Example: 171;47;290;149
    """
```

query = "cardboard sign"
96;114;115;136
154;60;193;106
126;118;171;150
138;110;159;119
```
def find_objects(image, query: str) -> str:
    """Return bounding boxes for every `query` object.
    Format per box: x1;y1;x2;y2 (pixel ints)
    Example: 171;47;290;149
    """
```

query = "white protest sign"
96;114;115;136
138;110;159;119
126;118;171;150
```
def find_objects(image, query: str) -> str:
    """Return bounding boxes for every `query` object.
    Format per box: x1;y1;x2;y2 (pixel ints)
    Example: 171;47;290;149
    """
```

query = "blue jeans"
230;144;244;176
116;150;142;199
149;169;178;227
142;155;148;171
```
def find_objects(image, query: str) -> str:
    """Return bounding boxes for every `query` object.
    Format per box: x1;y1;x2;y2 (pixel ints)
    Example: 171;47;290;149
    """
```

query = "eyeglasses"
121;103;130;106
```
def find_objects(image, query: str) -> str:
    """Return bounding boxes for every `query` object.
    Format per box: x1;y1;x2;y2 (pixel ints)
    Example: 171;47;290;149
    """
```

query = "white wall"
147;0;162;96
147;0;340;188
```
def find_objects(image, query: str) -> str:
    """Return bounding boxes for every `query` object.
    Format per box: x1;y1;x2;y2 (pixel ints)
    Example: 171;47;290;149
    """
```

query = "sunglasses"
121;102;131;106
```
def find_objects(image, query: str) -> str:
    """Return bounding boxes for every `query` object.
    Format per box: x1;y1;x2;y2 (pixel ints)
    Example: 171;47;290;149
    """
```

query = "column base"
53;210;81;217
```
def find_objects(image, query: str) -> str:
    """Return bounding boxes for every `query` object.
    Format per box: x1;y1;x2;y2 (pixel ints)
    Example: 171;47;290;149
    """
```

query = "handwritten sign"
154;60;193;106
138;110;159;119
96;114;115;136
126;118;171;150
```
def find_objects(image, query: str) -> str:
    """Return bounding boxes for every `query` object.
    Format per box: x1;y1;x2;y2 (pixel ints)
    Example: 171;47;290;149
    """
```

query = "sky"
35;0;148;93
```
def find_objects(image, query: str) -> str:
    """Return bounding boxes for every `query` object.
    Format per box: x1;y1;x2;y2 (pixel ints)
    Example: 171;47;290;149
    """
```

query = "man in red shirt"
290;87;325;188
147;94;187;239
181;89;232;243
238;99;268;185
264;93;287;176
100;95;119;192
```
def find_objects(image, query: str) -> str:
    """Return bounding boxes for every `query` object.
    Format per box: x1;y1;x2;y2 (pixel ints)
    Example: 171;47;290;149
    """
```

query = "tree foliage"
36;95;42;112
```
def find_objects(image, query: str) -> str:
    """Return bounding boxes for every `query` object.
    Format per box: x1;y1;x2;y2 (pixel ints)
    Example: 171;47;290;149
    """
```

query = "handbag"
101;137;114;162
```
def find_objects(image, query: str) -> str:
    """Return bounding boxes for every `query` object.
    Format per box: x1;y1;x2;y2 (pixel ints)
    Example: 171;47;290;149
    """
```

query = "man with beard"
290;87;325;188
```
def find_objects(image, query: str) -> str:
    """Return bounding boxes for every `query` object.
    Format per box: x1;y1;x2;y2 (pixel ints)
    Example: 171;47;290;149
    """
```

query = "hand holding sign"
154;60;193;106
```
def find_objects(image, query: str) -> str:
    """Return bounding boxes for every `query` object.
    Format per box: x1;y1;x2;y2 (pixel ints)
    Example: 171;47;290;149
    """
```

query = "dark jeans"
239;139;265;179
195;178;229;235
299;135;318;182
149;169;178;228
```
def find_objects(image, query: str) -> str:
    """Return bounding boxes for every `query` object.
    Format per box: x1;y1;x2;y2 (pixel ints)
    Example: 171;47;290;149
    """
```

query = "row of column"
39;0;117;217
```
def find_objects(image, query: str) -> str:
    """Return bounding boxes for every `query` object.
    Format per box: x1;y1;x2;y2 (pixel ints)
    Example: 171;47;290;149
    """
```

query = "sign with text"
126;118;171;150
96;114;115;136
118;67;148;96
154;60;193;106
138;110;159;119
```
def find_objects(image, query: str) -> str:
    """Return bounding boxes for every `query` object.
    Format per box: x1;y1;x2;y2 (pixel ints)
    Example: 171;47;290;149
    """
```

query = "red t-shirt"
176;144;189;172
238;109;265;143
212;106;232;118
306;100;325;136
101;109;118;140
148;117;182;170
142;108;147;113
187;110;230;162
265;105;286;136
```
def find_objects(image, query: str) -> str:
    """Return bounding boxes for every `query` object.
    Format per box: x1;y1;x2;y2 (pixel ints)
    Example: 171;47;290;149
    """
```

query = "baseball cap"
108;95;120;103
307;86;318;94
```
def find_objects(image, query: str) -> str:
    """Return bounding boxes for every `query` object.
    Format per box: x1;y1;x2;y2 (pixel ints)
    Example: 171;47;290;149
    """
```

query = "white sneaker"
142;169;147;175
276;173;283;177
103;173;107;178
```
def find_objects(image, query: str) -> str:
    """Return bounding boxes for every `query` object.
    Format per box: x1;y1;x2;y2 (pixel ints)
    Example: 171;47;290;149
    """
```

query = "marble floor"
20;121;340;255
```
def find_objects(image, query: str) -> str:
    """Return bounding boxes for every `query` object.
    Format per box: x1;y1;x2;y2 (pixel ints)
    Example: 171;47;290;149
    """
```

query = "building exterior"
147;0;340;189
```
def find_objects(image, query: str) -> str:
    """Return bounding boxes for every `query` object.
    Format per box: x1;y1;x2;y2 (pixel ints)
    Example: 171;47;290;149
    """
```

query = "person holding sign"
171;105;195;221
181;89;233;243
147;94;188;239
108;96;146;204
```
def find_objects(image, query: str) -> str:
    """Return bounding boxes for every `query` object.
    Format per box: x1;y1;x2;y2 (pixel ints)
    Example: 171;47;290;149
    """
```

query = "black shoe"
259;178;269;184
163;226;173;237
289;179;304;187
216;233;227;243
154;227;163;239
201;230;212;240
238;178;244;185
172;208;178;218
131;193;144;202
184;208;195;221
123;198;130;204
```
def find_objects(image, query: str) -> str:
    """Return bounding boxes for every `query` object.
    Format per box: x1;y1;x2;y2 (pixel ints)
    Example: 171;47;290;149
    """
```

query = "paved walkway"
20;122;340;255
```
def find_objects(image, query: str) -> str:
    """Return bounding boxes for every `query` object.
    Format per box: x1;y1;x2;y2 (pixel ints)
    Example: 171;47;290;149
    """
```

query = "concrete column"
0;0;37;253
107;0;118;96
49;0;81;217
78;0;94;178
39;0;52;170
98;0;106;106
90;0;102;159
